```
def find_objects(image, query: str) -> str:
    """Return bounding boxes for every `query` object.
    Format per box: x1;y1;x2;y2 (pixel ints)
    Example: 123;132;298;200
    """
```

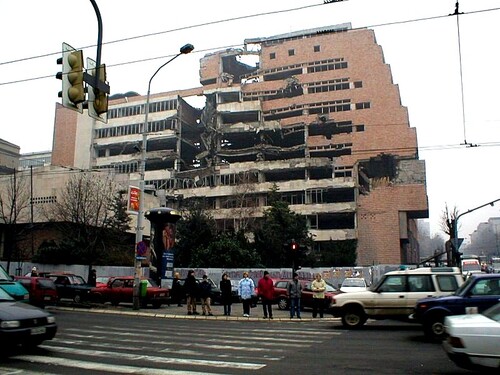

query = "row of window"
31;196;57;204
107;99;178;120
95;118;178;139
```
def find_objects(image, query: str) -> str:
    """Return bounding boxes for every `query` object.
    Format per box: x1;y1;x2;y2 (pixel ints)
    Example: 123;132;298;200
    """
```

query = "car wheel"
73;294;82;304
341;307;367;328
111;300;120;306
277;297;289;310
424;314;446;340
152;302;162;309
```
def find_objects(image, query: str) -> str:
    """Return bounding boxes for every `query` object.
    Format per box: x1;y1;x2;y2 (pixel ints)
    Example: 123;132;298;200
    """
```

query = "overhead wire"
0;2;499;154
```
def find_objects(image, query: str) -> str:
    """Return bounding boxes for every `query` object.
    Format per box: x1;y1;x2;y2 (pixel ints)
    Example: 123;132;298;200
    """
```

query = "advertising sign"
127;185;140;214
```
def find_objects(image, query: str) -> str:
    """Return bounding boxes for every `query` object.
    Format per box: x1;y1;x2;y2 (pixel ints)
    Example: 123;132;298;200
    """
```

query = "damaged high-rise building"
52;23;429;265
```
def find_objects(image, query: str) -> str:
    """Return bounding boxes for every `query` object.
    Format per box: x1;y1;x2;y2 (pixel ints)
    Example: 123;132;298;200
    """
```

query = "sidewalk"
51;301;339;322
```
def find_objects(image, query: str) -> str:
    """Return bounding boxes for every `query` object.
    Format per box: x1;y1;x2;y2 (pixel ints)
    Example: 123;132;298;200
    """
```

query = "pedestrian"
184;270;199;315
238;271;255;317
220;273;233;316
257;271;274;319
287;272;303;319
311;272;326;318
89;269;97;287
171;272;183;307
30;266;38;277
199;274;213;316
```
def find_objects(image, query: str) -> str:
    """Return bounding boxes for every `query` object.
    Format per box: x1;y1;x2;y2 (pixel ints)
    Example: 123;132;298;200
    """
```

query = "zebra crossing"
0;317;342;374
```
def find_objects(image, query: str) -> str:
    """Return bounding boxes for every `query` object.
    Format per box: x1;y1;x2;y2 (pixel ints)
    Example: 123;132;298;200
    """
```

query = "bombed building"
52;24;428;265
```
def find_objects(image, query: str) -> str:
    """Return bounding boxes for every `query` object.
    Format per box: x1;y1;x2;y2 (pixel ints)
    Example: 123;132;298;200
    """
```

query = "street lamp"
133;43;194;310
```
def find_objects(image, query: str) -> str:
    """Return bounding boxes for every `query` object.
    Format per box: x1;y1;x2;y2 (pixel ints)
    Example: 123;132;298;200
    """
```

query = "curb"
47;306;340;322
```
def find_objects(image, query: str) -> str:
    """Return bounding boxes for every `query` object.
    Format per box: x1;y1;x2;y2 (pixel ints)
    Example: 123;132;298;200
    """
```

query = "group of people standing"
170;270;328;319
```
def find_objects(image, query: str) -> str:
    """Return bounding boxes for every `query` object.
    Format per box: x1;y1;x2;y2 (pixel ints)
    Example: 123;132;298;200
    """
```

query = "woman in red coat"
257;271;275;319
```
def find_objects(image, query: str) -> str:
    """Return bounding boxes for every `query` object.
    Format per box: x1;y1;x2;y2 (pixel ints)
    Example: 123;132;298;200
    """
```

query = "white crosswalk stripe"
6;321;341;374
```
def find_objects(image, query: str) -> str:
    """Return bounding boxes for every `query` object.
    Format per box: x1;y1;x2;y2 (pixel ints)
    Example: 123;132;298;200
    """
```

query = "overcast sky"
1;0;499;240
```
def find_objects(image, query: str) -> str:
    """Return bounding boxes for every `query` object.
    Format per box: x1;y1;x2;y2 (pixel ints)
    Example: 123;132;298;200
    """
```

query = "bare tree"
0;171;30;271
44;171;128;272
440;203;460;266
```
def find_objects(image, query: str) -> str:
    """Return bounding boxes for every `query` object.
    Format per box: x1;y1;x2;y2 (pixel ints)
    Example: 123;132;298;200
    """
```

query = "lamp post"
133;43;194;310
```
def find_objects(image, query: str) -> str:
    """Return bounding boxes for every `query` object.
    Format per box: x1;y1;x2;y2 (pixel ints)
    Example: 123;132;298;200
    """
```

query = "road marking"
8;356;234;375
38;345;266;370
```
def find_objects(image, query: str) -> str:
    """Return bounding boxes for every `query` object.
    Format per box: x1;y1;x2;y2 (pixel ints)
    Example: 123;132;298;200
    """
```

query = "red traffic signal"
291;241;298;250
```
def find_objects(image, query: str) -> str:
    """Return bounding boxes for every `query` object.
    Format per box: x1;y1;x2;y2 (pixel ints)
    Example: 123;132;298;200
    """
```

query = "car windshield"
0;287;15;301
482;302;500;322
342;278;366;287
69;275;87;285
325;281;337;292
0;266;12;281
453;275;474;296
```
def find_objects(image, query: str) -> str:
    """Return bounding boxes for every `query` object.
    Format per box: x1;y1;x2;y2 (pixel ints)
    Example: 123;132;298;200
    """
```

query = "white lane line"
9;356;232;375
38;345;266;370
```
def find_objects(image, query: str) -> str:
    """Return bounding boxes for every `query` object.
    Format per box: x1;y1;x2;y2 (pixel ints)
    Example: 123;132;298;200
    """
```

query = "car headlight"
47;316;56;324
1;320;21;328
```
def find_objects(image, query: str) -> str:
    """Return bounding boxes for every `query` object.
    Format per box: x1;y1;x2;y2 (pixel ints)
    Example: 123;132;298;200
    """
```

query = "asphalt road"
0;308;471;374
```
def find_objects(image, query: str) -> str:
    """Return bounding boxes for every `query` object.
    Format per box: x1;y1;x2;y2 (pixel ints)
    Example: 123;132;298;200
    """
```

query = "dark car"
90;276;169;308
0;287;57;348
45;272;93;304
14;276;58;308
273;279;339;310
412;273;500;340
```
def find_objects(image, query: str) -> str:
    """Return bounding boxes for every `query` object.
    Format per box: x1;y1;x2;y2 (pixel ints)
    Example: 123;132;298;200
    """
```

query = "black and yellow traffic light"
56;43;85;113
87;58;109;122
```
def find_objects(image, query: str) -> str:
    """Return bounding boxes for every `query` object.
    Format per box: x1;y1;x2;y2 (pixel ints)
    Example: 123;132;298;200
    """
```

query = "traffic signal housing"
291;241;298;251
56;43;85;113
87;58;109;123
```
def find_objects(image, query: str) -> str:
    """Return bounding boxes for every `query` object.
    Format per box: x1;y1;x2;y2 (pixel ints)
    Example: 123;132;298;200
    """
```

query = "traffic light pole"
453;198;500;268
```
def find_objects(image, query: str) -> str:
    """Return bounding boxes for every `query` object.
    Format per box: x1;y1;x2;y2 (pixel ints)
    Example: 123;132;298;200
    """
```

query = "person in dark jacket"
171;272;183;307
184;270;199;315
199;274;213;316
287;272;303;319
220;273;233;316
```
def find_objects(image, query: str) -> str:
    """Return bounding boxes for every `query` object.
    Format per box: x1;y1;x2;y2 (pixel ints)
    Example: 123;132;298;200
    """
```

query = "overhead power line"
1;5;499;87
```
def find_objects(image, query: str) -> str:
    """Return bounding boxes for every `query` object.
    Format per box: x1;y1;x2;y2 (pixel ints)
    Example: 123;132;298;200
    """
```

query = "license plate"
31;327;46;335
159;293;165;297
44;296;52;301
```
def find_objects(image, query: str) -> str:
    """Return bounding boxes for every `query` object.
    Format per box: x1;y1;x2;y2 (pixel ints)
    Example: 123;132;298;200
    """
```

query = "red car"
14;276;59;308
273;279;339;311
90;276;169;308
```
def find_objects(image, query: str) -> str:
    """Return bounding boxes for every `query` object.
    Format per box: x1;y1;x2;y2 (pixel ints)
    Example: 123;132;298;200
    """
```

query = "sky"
1;0;500;240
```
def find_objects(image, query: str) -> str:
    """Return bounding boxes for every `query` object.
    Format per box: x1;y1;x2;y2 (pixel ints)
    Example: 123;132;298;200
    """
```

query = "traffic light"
87;58;109;123
56;43;85;113
291;241;298;251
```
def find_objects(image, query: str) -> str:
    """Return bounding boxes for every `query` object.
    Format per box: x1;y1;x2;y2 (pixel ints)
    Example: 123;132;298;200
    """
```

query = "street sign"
136;241;147;260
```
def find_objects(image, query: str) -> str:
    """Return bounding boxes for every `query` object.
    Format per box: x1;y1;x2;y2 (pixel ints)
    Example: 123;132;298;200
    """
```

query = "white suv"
331;267;464;328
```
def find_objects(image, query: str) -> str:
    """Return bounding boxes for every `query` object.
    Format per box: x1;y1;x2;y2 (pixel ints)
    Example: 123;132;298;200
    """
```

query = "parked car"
45;272;93;304
340;278;368;293
90;276;169;308
0;287;57;348
0;265;30;302
14;276;58;307
412;273;500;340
443;302;500;371
95;276;112;288
331;267;464;328
273;279;339;311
